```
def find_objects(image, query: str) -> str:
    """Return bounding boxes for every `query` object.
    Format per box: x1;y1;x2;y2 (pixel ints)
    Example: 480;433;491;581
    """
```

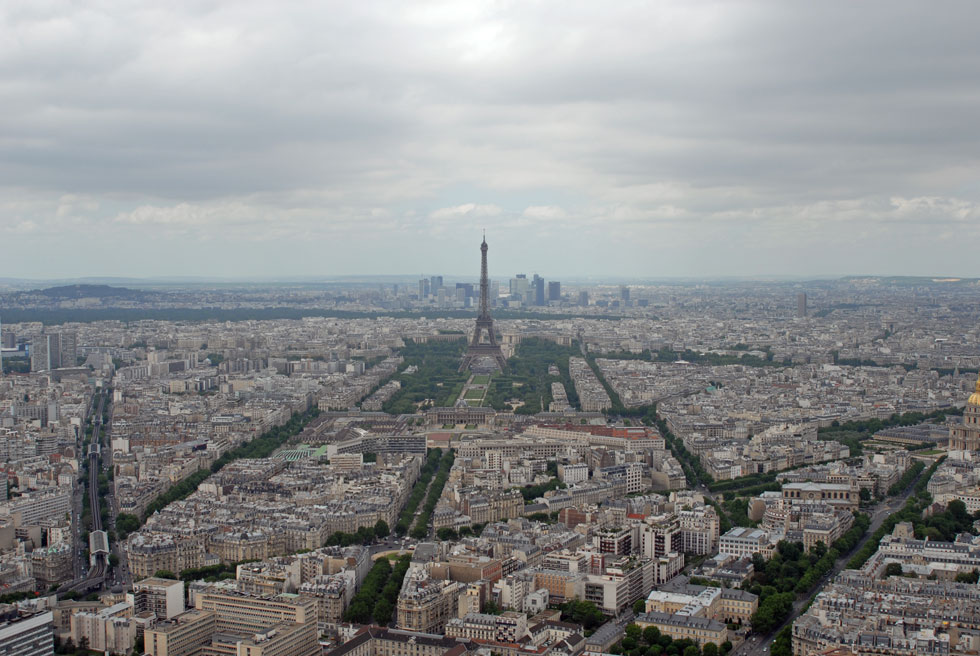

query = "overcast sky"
2;1;979;280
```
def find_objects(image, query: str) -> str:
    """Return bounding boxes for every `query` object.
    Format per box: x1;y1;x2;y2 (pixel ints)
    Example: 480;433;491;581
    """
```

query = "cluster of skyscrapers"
416;273;564;308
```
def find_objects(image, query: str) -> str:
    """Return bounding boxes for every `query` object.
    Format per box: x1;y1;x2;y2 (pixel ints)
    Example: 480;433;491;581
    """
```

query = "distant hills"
33;284;158;300
840;276;980;287
0;284;165;306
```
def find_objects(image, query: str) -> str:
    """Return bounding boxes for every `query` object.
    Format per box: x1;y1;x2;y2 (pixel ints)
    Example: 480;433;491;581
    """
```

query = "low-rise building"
634;611;727;647
718;527;771;559
145;609;217;656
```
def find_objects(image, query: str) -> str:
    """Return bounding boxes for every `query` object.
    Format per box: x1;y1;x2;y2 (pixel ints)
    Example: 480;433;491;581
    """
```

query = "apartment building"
193;590;316;635
145;609;217;656
634;611;727;647
0;608;54;656
326;626;475;656
396;572;462;635
132;577;186;621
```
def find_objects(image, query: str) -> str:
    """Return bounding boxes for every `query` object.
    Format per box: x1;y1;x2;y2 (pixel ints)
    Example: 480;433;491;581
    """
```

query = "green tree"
955;569;979;584
374;520;389;538
559;600;605;630
633;598;647;615
883;562;904;578
771;627;792;656
701;643;718;656
643;627;661;645
373;597;393;625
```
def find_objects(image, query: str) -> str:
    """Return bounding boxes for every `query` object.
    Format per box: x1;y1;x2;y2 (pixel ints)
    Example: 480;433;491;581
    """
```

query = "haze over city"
3;1;980;279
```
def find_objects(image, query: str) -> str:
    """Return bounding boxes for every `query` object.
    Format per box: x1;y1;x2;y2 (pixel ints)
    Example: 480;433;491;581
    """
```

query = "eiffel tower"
459;235;508;373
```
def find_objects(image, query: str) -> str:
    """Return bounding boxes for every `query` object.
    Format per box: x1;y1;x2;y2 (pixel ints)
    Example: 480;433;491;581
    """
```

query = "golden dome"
969;374;980;406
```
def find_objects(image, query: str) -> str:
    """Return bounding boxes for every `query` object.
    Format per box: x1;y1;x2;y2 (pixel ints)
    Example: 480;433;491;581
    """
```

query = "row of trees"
582;353;641;417
325;520;390;547
435;520;492;541
342;554;412;625
395;449;443;535
709;472;777;493
888;461;925;496
596;346;782;370
722;481;782;499
142;469;212;520
750;517;870;634
770;626;792;656
653;417;713;486
847;456;946;568
141;407;321;521
817;408;962;456
411;450;455;538
153;563;239;583
581;353;618;407
210;407;320;471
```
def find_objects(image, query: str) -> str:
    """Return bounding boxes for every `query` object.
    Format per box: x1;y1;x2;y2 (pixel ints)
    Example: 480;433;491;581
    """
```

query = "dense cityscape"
3;3;979;656
2;239;980;656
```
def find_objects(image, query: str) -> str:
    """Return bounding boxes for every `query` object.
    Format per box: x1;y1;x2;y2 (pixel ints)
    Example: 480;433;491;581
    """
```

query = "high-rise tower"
459;236;507;372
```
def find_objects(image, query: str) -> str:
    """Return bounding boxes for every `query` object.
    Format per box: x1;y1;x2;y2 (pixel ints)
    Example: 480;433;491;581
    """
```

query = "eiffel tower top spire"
479;235;491;320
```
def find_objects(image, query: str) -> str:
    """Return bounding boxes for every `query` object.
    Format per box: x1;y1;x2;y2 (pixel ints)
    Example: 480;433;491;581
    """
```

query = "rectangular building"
132;577;186;620
718;527;771;559
0;609;54;656
194;591;316;635
145;609;217;656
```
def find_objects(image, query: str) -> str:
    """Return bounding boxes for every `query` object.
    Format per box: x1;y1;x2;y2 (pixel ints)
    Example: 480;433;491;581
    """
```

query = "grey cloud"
1;0;979;277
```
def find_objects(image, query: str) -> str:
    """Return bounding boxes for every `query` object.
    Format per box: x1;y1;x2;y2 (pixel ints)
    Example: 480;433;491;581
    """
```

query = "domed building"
949;373;980;451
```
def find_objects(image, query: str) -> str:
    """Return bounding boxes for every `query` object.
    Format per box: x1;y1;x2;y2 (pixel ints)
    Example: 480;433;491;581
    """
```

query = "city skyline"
2;2;980;279
2;260;979;656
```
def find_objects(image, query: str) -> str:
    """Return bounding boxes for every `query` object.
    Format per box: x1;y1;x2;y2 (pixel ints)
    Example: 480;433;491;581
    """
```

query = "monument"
459;235;507;373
